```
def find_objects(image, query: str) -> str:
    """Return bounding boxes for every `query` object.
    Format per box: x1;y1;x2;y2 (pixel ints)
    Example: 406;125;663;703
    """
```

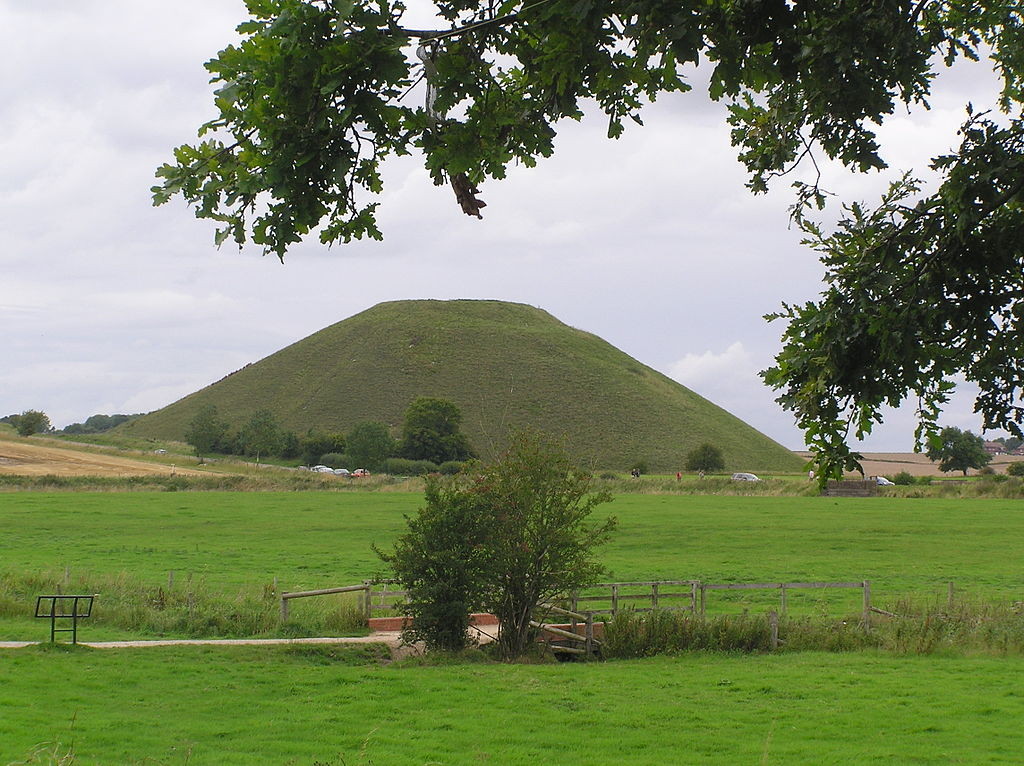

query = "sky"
0;1;1008;450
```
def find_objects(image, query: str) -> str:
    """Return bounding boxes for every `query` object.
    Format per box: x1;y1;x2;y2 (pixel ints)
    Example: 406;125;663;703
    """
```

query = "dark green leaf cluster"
925;425;991;475
764;112;1024;480
398;396;475;464
379;430;615;658
684;442;725;473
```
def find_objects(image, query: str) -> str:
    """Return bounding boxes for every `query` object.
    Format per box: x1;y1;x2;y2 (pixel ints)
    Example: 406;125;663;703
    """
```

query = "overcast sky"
0;1;1007;450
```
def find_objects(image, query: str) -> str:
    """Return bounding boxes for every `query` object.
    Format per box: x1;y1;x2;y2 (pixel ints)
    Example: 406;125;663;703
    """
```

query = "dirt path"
0;632;425;659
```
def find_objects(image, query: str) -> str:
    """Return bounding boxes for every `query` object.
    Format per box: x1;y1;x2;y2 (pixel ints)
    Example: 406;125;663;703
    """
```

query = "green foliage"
893;471;916;485
185;404;229;460
383;457;438;476
61;413;139;434
380;431;616;658
398;396;475;464
684;443;725;473
1006;461;1024;477
238;409;283;463
300;430;346;465
319;452;348;468
345;421;395;471
14;409;50;437
437;459;467;475
925;426;992;475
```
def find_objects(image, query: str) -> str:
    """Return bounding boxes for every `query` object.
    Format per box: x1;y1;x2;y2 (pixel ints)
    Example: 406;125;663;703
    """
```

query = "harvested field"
0;436;207;477
799;451;1024;477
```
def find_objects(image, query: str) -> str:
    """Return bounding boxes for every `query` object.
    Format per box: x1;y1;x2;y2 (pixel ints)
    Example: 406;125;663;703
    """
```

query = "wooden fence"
280;578;874;625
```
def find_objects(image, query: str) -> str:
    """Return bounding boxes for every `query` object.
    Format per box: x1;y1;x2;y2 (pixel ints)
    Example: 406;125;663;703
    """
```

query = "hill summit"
123;300;801;472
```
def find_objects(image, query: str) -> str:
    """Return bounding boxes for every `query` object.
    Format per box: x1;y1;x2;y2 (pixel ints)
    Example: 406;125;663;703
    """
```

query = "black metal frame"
35;595;94;643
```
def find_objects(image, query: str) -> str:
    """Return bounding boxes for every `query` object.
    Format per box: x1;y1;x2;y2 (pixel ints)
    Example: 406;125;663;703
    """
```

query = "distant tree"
346;421;395;471
185;405;229;462
994;436;1023;453
684;444;725;474
15;410;50;437
1006;462;1024;477
280;430;301;460
398;397;475;464
926;427;991;476
62;413;138;434
238;409;282;465
299;430;347;466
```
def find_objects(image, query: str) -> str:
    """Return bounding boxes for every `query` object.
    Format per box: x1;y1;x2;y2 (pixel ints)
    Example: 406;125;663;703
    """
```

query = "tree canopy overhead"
155;0;1024;476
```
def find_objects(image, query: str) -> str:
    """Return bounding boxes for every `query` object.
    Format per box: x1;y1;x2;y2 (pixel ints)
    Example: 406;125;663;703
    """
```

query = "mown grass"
2;646;1023;764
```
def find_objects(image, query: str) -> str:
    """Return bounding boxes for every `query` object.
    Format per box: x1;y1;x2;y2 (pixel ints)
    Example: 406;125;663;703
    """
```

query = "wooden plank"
281;584;369;600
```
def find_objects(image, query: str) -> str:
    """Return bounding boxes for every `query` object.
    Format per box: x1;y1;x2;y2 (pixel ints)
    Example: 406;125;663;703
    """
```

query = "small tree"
398;397;475;464
380;431;616;659
346;421;394;471
684;443;725;474
238;409;282;465
926;427;991;476
185;404;229;462
1006;462;1024;477
15;410;50;437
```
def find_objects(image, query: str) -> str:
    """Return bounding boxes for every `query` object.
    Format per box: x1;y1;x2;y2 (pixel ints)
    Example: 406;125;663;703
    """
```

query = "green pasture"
2;492;1022;640
2;645;1022;765
2;491;1021;592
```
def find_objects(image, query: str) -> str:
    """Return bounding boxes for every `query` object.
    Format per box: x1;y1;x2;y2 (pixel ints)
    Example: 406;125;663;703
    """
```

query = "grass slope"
121;300;801;472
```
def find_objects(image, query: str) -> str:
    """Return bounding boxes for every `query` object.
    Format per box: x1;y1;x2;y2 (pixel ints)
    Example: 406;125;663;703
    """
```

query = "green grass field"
3;491;1024;764
3;492;1021;593
2;645;1022;764
2;492;1022;640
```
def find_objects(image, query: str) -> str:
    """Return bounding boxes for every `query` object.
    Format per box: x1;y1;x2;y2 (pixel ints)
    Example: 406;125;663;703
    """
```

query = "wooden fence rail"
280;578;875;628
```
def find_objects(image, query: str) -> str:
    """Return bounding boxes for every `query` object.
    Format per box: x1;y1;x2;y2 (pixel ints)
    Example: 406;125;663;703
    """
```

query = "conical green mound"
123;300;801;472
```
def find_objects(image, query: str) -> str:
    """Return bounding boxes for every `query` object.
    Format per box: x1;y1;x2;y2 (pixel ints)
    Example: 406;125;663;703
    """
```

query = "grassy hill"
122;300;802;472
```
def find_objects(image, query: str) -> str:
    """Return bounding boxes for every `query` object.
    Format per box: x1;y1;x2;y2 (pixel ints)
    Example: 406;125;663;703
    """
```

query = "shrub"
319;452;348;469
384;457;438;476
684;443;725;473
892;471;915;485
438;460;467;475
1007;461;1024;477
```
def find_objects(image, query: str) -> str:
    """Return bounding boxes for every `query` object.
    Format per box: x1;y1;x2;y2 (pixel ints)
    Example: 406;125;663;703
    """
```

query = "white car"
731;472;761;482
333;468;351;476
311;465;334;473
874;476;895;485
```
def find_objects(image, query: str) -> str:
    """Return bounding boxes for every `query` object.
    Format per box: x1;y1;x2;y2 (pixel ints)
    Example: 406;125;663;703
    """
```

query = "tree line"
185;395;476;471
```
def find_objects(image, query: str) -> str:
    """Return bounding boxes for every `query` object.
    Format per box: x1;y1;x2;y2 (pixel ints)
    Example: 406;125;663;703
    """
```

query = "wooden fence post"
651;582;659;610
280;594;289;622
780;584;787;615
699;582;707;616
611;584;619;615
769;610;779;650
862;580;871;630
585;612;594;658
690;581;698;613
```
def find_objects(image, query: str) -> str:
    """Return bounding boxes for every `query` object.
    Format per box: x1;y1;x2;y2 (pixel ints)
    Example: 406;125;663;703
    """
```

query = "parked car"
352;468;370;477
731;472;761;482
311;465;334;473
874;476;895;486
333;468;351;476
